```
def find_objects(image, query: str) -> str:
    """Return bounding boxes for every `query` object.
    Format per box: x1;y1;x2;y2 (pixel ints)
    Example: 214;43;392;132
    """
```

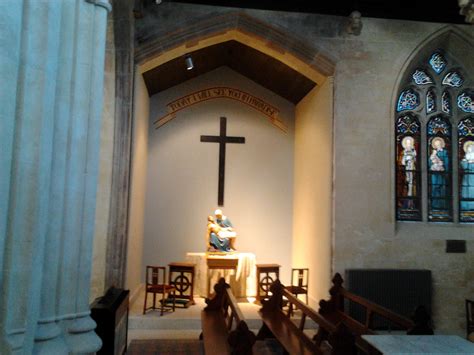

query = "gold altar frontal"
185;252;256;298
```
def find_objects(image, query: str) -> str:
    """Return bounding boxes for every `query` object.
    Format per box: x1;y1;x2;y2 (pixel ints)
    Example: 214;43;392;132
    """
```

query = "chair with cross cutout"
256;264;280;304
167;262;195;308
143;266;176;316
285;268;309;304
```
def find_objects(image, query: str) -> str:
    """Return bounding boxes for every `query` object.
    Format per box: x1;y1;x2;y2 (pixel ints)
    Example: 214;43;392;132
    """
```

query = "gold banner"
153;87;287;132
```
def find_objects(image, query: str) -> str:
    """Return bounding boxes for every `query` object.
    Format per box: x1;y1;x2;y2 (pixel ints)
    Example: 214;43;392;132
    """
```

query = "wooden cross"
200;117;245;206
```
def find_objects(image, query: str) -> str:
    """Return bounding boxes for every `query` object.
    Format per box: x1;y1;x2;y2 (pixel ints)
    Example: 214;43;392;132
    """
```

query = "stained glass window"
397;89;420;112
413;69;433;85
396;115;422;220
396;49;473;223
458;117;474;222
427;116;452;222
442;71;464;88
426;89;436;114
458;92;474;113
429;52;446;74
442;91;451;114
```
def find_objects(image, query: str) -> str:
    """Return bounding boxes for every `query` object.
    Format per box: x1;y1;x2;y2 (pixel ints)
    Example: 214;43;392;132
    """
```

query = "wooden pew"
200;278;256;355
316;273;433;354
257;279;355;355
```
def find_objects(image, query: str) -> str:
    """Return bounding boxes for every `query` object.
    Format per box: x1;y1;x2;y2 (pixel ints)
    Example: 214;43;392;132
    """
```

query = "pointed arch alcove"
135;12;333;85
123;12;335;308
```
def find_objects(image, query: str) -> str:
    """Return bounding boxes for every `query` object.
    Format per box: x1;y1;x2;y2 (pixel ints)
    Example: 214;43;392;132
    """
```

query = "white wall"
143;67;295;283
293;79;333;308
125;71;149;298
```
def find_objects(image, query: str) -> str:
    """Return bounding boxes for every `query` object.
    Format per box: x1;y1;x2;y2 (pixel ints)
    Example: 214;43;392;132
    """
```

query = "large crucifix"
200;117;245;206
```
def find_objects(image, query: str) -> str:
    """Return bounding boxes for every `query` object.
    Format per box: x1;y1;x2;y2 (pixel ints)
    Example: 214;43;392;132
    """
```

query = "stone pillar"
0;1;110;354
105;0;135;289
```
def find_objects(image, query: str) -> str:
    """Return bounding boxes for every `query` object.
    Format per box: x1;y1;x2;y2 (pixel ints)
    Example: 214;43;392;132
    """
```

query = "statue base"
206;249;237;255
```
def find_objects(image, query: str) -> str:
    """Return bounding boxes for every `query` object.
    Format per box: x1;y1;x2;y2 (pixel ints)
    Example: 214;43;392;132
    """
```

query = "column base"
34;320;68;355
66;315;102;354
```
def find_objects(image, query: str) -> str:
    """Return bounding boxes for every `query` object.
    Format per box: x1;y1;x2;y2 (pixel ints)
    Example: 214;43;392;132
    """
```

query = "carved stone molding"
459;0;474;23
135;12;335;78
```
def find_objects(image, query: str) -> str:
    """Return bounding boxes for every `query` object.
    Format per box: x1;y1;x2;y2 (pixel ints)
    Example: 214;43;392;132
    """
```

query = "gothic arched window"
395;49;474;223
396;115;422;221
427;116;452;221
458;117;474;222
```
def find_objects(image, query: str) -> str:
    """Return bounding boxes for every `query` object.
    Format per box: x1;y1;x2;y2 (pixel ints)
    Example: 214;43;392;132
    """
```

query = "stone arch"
135;12;335;86
109;10;337;290
392;26;474;109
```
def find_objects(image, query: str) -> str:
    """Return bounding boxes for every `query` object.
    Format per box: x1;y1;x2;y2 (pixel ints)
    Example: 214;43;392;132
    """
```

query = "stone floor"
128;287;263;344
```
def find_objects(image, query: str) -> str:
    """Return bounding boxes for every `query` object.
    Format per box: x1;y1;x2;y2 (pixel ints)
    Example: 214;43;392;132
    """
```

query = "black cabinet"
91;287;129;355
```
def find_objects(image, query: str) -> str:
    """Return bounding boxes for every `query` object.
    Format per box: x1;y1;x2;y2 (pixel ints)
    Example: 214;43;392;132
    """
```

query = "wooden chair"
168;262;196;307
285;268;309;304
143;266;176;316
466;299;474;340
255;264;280;304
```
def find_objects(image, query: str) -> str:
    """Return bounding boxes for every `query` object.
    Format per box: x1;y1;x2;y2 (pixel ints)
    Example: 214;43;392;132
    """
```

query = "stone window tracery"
396;49;474;223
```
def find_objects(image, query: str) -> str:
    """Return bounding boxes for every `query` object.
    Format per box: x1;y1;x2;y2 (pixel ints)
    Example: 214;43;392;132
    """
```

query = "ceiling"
142;40;317;104
166;0;466;24
142;1;467;102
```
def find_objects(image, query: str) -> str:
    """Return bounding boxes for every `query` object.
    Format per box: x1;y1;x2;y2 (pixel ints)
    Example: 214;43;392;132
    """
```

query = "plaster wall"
125;72;150;298
90;16;115;301
293;79;333;308
143;67;295;284
136;5;474;334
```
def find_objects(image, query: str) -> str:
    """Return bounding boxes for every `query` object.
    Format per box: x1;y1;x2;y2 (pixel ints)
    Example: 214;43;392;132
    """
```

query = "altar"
185;252;256;298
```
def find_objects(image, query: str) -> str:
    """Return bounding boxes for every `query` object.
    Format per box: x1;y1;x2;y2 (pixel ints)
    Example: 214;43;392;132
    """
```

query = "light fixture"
185;55;194;71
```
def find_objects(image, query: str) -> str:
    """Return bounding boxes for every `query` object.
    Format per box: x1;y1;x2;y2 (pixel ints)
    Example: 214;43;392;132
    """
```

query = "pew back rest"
339;288;414;333
283;288;337;335
224;287;245;330
201;278;255;355
317;273;436;354
258;280;355;355
319;273;415;335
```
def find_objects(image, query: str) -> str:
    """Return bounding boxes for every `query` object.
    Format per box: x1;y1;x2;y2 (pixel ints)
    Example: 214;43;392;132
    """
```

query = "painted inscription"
153;87;286;132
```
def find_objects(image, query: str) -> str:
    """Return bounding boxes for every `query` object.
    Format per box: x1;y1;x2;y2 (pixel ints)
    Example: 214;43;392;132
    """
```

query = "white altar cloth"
185;252;256;297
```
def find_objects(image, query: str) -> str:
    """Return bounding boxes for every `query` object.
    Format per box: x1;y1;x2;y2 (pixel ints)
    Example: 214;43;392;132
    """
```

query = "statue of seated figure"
207;209;237;252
